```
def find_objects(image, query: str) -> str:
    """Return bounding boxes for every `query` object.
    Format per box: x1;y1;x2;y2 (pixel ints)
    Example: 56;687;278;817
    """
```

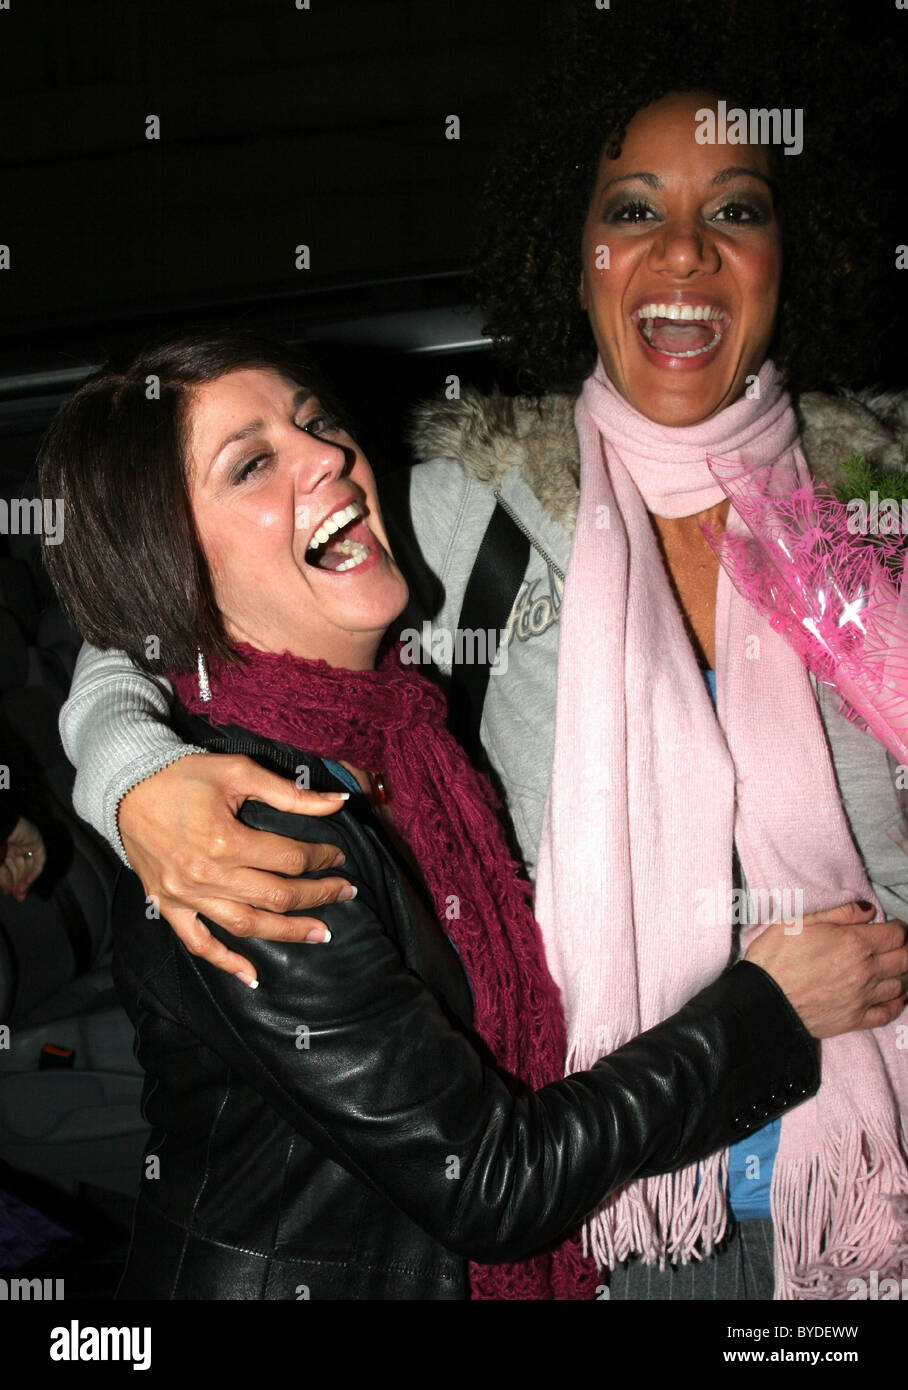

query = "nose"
292;428;350;495
648;213;721;278
290;428;353;533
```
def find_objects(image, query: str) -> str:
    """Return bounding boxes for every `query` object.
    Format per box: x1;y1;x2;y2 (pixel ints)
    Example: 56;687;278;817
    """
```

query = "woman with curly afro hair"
476;0;900;398
455;0;908;1299
61;0;908;1300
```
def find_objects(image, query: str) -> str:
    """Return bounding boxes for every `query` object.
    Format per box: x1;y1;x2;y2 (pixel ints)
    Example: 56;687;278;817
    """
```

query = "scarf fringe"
573;1018;908;1299
582;1155;731;1271
772;1124;908;1300
569;1037;730;1270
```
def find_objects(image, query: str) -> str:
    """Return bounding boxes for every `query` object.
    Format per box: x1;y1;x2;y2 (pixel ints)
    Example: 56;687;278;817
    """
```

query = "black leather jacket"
113;711;819;1301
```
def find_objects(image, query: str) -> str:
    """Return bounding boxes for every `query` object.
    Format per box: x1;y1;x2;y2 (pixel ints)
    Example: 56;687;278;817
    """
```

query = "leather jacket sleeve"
143;801;819;1265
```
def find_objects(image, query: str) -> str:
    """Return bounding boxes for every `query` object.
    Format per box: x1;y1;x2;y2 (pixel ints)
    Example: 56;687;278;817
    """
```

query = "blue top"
321;758;362;796
701;669;778;1220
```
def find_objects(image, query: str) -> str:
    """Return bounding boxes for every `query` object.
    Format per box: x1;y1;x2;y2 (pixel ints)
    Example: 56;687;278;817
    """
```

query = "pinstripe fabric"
606;1219;775;1300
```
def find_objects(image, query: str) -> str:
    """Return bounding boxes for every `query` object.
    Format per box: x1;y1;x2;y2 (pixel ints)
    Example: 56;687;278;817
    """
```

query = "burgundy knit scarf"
171;639;598;1300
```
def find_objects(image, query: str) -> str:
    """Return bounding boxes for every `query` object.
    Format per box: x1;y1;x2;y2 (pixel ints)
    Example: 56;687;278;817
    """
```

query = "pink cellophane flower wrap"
704;452;908;767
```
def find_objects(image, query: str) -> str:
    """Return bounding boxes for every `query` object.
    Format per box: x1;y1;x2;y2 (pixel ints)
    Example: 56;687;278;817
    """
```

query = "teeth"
652;337;721;358
307;500;363;551
642;332;721;357
335;541;370;572
635;303;724;322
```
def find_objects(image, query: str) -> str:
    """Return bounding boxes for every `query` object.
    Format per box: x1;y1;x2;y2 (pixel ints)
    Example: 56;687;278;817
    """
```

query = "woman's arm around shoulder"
61;641;203;861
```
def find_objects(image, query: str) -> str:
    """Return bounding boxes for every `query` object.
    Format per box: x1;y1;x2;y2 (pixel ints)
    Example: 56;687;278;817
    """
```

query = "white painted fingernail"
235;972;259;989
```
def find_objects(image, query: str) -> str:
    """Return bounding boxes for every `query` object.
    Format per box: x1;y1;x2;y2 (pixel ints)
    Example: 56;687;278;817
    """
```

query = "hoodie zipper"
492;489;566;584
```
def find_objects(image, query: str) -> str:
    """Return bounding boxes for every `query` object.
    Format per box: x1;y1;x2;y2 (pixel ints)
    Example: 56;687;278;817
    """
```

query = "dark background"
0;0;554;321
0;2;906;455
0;0;570;486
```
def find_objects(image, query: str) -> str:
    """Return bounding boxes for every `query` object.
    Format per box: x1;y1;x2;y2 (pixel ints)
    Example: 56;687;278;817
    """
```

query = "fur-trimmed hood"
408;385;908;533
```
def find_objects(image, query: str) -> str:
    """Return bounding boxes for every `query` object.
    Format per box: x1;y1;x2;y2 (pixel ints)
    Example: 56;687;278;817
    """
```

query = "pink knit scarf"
535;357;908;1299
172;640;599;1300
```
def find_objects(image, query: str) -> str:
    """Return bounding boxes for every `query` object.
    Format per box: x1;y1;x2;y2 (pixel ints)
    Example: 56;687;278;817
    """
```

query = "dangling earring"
197;648;212;702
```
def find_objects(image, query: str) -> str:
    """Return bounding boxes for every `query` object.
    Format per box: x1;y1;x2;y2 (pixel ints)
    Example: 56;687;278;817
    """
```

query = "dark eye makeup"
603;193;772;227
230;411;344;485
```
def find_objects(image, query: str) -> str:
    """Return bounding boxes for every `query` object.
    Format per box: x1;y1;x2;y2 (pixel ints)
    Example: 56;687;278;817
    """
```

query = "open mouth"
633;302;729;359
305;499;373;573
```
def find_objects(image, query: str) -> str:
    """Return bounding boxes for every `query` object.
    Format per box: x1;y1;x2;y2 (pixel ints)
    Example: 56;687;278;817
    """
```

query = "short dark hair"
38;327;348;675
475;0;901;395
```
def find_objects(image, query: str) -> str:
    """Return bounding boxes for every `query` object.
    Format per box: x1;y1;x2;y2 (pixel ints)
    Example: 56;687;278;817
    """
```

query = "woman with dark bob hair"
39;327;903;1301
56;0;908;1298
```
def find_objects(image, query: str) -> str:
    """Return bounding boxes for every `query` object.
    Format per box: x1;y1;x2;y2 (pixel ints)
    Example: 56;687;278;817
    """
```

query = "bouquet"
703;451;908;769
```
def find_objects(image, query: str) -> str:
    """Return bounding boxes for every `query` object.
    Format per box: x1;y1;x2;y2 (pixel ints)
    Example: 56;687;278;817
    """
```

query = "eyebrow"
209;385;313;470
599;167;776;197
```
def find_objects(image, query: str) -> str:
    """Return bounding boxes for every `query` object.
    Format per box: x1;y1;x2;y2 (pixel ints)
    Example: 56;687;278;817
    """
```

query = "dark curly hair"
475;0;902;396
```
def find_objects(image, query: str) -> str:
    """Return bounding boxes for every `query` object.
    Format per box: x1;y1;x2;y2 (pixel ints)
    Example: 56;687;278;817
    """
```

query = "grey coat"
402;385;908;914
